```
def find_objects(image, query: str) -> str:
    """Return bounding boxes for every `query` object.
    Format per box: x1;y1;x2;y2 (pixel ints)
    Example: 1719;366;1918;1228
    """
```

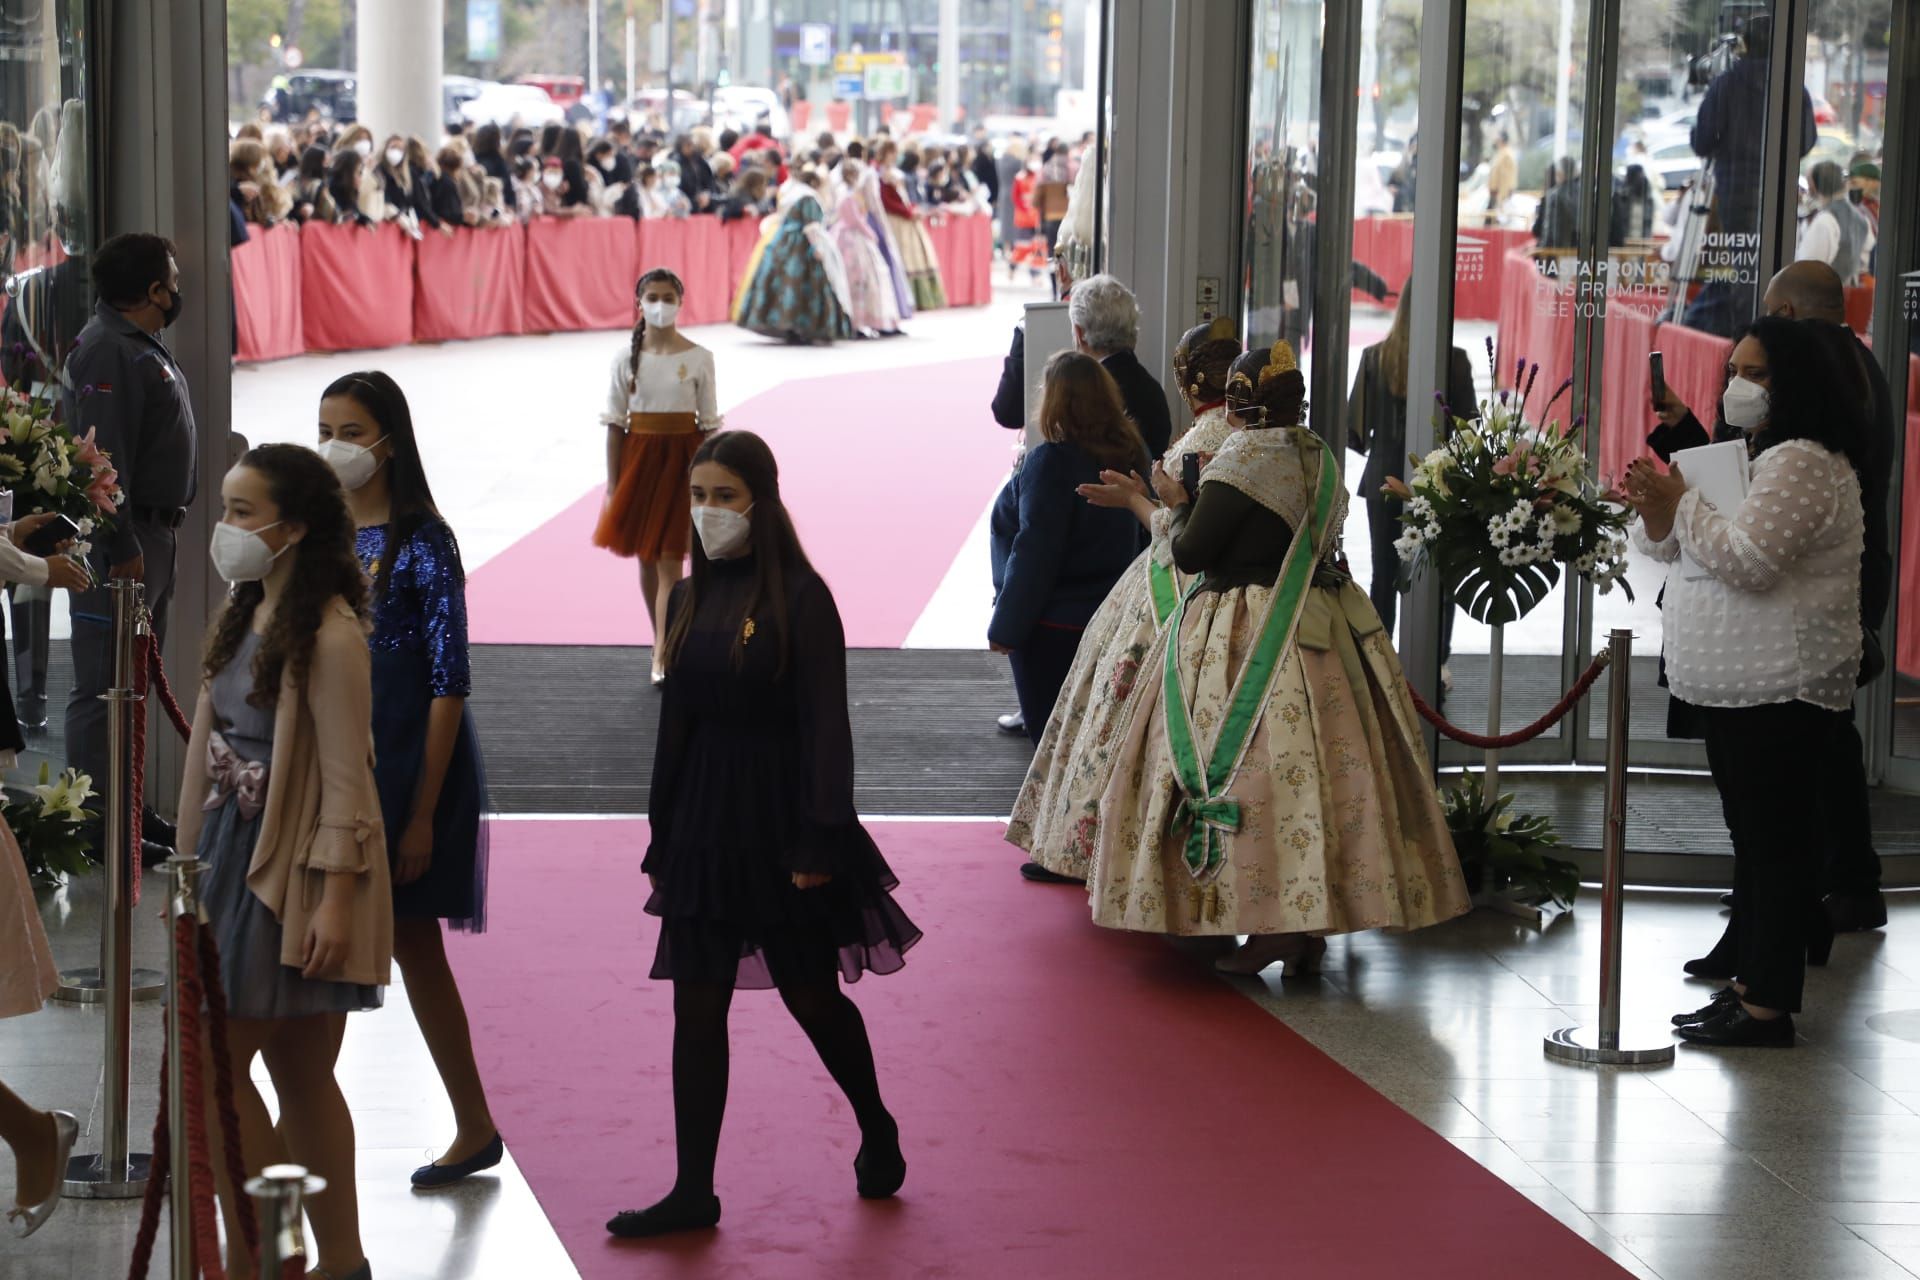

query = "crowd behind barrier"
228;211;995;360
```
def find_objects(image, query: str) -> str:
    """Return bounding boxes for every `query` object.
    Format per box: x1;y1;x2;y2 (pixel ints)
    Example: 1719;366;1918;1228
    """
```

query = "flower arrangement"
8;763;100;889
1386;342;1632;625
0;384;124;556
1441;771;1580;906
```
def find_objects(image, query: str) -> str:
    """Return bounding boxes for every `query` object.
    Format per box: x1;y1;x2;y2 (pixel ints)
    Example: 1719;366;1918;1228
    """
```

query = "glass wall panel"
0;0;91;809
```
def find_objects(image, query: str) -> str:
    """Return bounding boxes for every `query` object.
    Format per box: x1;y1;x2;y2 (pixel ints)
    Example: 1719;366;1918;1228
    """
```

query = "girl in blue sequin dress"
317;371;502;1190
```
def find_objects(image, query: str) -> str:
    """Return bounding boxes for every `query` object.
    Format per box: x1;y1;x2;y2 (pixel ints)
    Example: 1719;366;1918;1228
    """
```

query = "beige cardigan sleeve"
302;610;383;875
172;685;215;862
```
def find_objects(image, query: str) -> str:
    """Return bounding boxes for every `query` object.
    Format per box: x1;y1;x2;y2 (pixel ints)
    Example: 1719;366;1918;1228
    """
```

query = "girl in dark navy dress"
316;371;501;1189
607;429;921;1239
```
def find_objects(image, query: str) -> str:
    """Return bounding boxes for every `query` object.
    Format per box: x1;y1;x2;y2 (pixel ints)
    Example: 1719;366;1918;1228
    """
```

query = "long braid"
628;314;647;383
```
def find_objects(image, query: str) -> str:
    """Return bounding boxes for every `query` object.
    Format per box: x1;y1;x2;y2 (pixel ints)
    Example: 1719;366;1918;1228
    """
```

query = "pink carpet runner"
463;357;1011;648
447;821;1633;1279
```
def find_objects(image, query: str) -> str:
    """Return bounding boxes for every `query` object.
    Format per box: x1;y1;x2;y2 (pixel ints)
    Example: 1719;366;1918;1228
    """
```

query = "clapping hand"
1150;460;1190;509
1077;469;1149;509
1624;457;1686;514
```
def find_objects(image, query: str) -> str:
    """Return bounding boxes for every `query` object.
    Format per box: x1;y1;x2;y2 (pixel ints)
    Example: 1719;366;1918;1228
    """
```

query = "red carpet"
446;821;1633;1279
463;358;1009;648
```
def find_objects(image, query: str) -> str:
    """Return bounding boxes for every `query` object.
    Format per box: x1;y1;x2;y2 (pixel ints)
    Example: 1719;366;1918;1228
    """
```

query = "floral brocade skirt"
1006;547;1161;878
1089;578;1472;938
885;214;947;312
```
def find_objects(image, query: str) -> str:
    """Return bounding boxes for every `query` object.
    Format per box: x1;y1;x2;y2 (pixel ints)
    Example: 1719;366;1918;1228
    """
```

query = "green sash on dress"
1161;440;1341;881
1146;556;1180;627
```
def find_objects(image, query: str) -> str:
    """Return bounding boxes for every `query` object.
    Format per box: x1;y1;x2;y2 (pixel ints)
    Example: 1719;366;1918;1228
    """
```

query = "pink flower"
1492;453;1518;477
86;470;119;514
74;428;105;468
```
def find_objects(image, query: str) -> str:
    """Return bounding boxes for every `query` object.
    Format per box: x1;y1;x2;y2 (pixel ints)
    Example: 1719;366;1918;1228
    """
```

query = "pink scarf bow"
204;731;269;820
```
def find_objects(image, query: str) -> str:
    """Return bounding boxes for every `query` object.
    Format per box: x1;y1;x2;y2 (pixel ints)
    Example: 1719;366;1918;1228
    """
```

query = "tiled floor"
1238;888;1920;1280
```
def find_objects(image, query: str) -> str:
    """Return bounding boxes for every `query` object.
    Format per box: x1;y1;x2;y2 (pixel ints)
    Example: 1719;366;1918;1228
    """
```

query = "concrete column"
356;0;445;143
937;0;959;129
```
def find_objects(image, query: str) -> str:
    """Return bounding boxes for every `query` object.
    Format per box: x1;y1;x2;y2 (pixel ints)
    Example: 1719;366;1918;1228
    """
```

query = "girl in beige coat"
176;444;391;1280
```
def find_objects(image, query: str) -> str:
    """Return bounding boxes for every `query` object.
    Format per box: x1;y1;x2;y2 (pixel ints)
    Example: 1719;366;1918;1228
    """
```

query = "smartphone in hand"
1649;350;1667;412
21;513;79;558
1181;452;1202;499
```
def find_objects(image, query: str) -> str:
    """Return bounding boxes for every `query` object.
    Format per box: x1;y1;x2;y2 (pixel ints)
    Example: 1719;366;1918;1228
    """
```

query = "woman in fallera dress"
608;430;920;1240
315;371;501;1187
1007;317;1243;883
1089;342;1472;975
593;268;723;684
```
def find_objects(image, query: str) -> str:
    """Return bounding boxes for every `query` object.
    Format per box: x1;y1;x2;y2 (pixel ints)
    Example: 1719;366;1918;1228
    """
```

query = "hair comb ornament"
1256;340;1299;388
1206;315;1236;342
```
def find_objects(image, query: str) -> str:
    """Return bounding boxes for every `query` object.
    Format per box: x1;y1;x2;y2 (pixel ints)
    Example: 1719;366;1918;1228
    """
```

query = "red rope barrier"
146;638;193;741
1405;650;1612;750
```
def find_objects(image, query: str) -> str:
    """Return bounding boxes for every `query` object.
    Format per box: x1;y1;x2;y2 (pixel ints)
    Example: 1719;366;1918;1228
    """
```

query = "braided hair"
1172;316;1242;408
1224;340;1307;429
629;267;687;384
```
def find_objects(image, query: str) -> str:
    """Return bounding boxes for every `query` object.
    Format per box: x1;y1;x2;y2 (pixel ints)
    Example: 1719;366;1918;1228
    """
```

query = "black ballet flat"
1671;987;1740;1027
606;1193;722;1238
1677;1008;1796;1049
855;1120;906;1200
411;1132;504;1189
1019;862;1084;886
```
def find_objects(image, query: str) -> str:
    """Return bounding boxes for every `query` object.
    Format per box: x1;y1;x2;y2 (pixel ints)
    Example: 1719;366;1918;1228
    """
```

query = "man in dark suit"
1649;260;1891;936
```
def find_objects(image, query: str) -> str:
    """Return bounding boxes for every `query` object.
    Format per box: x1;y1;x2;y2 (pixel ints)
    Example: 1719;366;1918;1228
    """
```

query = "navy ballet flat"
410;1132;504;1189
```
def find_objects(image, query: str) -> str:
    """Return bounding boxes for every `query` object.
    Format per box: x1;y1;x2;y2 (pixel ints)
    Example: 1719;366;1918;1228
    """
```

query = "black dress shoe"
1719;892;1735;909
996;711;1026;735
139;839;175;870
607;1192;722;1238
411;1132;503;1188
1682;952;1737;980
142;809;178;850
1019;862;1084;885
1677;1007;1796;1048
1672;987;1740;1026
854;1119;906;1199
1827;891;1888;933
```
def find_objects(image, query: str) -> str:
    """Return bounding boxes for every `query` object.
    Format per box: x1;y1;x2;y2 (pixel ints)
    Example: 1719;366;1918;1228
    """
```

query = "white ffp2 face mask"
692;505;752;560
642;299;681;329
210;520;288;584
353;139;373;159
317;436;387;491
1721;376;1770;430
385;147;405;168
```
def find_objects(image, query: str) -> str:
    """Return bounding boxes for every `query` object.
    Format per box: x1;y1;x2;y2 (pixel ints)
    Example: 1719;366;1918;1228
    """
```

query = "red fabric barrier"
414;225;527;343
11;236;67;273
638;217;731;327
925;213;993;307
1659;323;1734;437
1598;305;1658;485
724;218;763;311
1846;283;1874;335
302;221;417;353
1353;218;1526;321
524;217;639;333
231;223;304;363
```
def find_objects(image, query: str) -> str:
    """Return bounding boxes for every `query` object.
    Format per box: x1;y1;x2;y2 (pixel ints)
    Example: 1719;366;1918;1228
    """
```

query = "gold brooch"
742;617;756;645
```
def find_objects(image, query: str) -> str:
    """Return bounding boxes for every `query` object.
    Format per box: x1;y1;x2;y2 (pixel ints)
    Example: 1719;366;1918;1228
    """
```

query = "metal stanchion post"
61;580;157;1198
166;855;206;1279
1544;629;1676;1067
247;1164;328;1279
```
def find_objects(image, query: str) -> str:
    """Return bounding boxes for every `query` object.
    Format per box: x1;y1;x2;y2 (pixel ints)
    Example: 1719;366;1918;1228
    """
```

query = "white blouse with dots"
1632;437;1864;712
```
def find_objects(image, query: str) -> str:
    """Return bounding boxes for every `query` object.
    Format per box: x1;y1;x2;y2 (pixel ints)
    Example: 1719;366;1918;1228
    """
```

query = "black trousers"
1822;708;1883;896
1702;700;1844;1013
1008;624;1084;746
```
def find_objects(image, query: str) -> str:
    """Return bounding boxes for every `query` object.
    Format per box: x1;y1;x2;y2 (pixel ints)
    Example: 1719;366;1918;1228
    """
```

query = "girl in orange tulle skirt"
594;268;724;682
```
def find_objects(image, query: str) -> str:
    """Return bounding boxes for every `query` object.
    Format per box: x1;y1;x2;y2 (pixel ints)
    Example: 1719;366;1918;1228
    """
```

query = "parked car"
712;86;791;140
518;75;586;109
444;76;496;130
627;89;707;135
460;83;565;130
261;69;357;124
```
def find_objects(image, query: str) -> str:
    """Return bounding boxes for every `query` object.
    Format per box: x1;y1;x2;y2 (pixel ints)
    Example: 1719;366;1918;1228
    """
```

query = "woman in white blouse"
1626;317;1865;1049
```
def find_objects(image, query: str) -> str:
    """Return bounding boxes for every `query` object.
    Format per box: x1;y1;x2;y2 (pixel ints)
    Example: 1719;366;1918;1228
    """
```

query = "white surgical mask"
385;147;405;168
597;156;615;172
1721;376;1770;430
543;171;563;190
353;139;373;159
642;299;681;329
317;436;387;491
692;504;752;560
210;520;288;584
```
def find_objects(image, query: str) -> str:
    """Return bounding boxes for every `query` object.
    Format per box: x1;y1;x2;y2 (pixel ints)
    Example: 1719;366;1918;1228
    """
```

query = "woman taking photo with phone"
594;268;723;685
608;430;920;1240
987;351;1150;747
176;444;391;1280
316;371;499;1186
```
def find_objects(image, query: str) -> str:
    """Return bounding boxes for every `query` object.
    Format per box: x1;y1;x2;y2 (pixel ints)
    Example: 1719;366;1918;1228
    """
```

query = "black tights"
668;977;891;1200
